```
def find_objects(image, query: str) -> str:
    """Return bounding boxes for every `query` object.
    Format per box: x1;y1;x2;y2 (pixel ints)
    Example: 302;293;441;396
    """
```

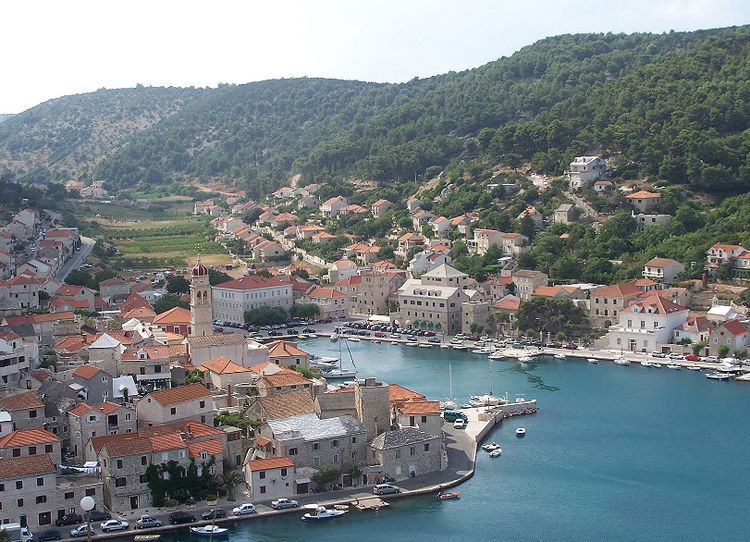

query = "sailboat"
440;363;458;410
470;360;508;406
319;338;357;380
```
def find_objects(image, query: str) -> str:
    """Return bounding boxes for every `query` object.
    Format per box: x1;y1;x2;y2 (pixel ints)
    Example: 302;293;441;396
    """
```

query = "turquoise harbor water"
165;339;750;541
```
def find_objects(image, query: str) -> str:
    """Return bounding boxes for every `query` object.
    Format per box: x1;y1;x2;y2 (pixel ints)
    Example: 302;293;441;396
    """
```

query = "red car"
56;514;83;526
564;344;578;350
684;354;701;361
374;332;386;338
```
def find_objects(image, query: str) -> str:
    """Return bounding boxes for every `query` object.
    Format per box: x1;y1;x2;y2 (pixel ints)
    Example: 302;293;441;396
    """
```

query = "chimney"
226;383;232;407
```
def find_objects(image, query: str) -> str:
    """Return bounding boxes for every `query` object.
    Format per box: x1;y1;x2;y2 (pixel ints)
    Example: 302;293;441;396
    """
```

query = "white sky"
1;0;748;113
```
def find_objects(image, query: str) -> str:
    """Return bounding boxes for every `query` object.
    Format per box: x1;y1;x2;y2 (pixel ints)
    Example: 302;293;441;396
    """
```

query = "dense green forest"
0;26;747;197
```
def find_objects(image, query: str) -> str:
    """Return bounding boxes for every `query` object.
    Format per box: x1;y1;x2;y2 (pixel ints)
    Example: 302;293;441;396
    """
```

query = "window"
116;459;123;469
333;454;339;464
64;492;74;500
180;450;187;459
139;474;148;483
424;443;430;452
12;449;20;457
259;486;266;494
288;448;297;456
162;453;169;461
16;481;22;490
421;416;427;423
88;415;97;422
410;446;416;456
395;450;401;459
115;478;127;487
29;410;37;418
141;456;147;466
44;444;53;453
85;488;95;496
17;499;23;507
0;483;4;492
332;440;338;448
313;457;320;467
199;401;205;408
259;471;265;479
39;512;51;525
312;442;319;450
170;407;176;415
351;437;357;444
27;446;37;455
36;478;44;487
36;496;46;504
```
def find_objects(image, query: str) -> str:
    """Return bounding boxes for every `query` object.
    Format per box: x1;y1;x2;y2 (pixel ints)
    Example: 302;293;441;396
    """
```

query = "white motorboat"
518;355;535;362
488;352;505;360
515;427;526;437
452;344;469;351
418;343;434;348
652;362;662;368
489;448;502;458
587;358;599;365
329;333;338;342
308;333;318;338
640;360;654;367
613;357;630;366
321;367;357;379
686;365;702;371
347;337;361;342
469;393;508;406
301;505;348;522
554;353;566;359
440;343;451;349
450;338;464;345
405;341;419;347
482;442;501;452
471;347;493;354
391;340;399;345
190;525;228;537
706;371;732;380
667;363;681;370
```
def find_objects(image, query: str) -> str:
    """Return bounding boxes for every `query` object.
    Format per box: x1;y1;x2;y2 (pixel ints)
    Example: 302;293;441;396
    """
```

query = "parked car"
453;418;467;429
37;530;62;541
668;352;684;360
168;511;196;525
100;520;129;532
373;483;400;495
651;351;666;358
268;330;281;336
89;510;112;522
684;354;701;361
70;525;95;538
563;344;578;350
428;337;441;343
201;509;227;520
135;515;163;529
271;498;299;509
56;514;83;526
232;503;257;516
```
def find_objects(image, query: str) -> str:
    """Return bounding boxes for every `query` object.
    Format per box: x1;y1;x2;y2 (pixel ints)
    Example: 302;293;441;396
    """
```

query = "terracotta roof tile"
246;456;294;471
202;357;252;375
398;400;441;415
267;340;309;358
149;433;186;452
0;391;44;411
0;454;56;479
0;428;60;447
153;306;191;325
262;372;311;388
146;383;212;406
188;438;223;458
389;384;425;406
257;389;315;420
72;364;101;379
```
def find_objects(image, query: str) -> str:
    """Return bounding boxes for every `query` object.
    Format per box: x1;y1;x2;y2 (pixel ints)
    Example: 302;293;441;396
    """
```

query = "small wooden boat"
134;535;161;542
515;427;526;437
437;491;461;500
190;525;228;537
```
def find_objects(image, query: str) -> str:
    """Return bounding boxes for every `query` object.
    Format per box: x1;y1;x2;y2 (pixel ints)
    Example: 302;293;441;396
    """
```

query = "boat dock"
351;497;390;511
461;399;538;444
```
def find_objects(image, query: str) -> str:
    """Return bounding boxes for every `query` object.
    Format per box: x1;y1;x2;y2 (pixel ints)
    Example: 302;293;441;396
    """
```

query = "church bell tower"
190;255;213;337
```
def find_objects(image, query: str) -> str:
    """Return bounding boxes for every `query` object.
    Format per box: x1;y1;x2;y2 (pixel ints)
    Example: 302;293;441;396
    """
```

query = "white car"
232;503;257;516
453;418;466;429
100;520;129;532
271;498;299;509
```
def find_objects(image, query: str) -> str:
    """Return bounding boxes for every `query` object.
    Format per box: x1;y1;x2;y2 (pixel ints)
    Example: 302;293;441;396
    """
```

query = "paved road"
56;236;95;282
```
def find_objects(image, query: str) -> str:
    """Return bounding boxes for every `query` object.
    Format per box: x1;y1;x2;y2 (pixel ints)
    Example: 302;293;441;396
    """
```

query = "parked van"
442;410;468;422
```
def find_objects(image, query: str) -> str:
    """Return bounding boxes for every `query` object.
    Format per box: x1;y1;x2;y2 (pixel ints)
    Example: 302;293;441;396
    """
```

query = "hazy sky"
2;0;748;114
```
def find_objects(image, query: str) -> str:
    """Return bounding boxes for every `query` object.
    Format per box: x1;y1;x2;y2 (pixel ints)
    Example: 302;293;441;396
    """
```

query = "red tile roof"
0;428;60;447
72;364;101;379
267;340;308;358
722;319;748;337
202;357;251;375
307;287;346;298
246;456;294;471
0;454;56;479
188;438;223;458
254;436;271;446
593;281;644;298
627;190;661;199
153;306;191;325
0;391;43;411
149;433;186;452
389;384;425;406
622;294;687;315
398;400;441;415
215;275;288;290
147;383;212;406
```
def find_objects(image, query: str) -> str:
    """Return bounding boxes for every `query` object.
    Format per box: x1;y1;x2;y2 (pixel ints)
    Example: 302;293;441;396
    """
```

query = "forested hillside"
0;26;747;197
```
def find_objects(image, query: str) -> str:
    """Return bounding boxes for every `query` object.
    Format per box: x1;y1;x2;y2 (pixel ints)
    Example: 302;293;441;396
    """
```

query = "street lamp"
80;496;95;542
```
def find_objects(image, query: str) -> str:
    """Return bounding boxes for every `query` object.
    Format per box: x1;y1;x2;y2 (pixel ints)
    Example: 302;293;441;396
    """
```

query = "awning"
295;477;311;484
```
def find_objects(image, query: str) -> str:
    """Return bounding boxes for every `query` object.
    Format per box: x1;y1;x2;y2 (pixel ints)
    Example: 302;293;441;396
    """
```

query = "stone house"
673;317;714;345
0;454;60;531
371;199;392;218
0;428;62;464
200;357;254;391
0;391;45;431
67;402;136;459
708;319;749;356
369;427;444;481
302;287;349;319
395;400;442;436
589;281;646;328
553;204;576;224
258;413;368;473
243;456;296;501
634;212;671;232
320;196;348;217
135;383;214;427
152;306;192;337
71;364;114;405
266;340;310;369
626;190;661;212
512;270;548;301
490;295;522;329
706;244;747;270
328;259;358;283
98;278;130;303
568;156;607;190
186;333;268;368
255;367;314;399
